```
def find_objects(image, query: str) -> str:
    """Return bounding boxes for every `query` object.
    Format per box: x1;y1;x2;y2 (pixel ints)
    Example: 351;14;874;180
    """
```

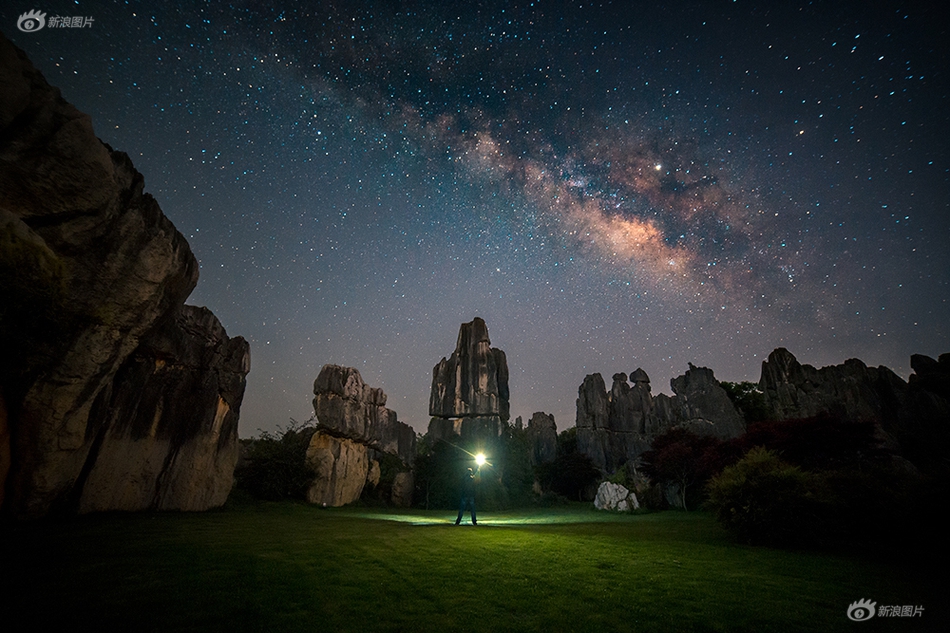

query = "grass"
1;501;942;632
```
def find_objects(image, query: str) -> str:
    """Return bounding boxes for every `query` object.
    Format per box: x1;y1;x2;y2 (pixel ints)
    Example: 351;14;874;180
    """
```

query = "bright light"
475;453;486;466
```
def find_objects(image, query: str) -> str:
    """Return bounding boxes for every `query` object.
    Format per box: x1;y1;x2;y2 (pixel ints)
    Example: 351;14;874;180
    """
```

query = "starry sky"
5;0;948;437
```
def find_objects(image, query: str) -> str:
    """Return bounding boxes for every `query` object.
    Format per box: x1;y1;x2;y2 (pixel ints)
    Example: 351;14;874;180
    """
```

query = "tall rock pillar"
427;318;510;445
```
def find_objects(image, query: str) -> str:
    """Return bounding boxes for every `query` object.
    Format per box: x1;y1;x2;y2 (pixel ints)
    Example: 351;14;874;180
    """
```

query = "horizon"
5;0;947;436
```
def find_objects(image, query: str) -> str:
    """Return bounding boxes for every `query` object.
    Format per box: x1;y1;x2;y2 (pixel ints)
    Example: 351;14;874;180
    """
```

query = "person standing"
455;466;478;525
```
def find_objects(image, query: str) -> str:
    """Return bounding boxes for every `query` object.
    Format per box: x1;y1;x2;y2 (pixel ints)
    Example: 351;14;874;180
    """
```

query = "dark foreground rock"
0;33;249;518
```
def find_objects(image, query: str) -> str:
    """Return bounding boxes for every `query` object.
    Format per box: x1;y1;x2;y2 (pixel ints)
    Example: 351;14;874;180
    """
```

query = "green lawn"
0;502;941;632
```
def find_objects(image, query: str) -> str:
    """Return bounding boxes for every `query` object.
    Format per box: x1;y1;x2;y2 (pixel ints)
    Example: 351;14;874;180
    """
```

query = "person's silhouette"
455;466;478;525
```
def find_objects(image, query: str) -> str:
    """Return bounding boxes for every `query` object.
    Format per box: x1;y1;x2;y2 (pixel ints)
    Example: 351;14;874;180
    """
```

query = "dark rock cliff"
0;33;249;517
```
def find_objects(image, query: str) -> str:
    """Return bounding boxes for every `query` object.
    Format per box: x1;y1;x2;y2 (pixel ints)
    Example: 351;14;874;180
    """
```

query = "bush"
234;420;316;501
706;447;824;546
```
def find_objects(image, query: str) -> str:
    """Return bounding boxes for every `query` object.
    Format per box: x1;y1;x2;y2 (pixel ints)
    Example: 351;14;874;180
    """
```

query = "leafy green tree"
719;381;771;423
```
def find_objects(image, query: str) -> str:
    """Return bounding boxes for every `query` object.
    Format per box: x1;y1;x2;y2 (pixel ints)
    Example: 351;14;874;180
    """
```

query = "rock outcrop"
576;364;744;473
0;33;249;518
758;348;906;423
525;412;557;466
305;433;370;507
759;348;950;472
76;306;249;512
427;318;510;445
308;365;416;506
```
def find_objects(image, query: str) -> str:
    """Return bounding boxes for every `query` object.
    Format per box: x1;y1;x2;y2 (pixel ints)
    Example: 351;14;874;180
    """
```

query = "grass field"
1;501;941;632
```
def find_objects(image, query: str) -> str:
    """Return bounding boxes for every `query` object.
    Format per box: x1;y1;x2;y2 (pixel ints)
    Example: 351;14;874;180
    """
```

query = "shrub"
234;420;316;501
706;447;824;546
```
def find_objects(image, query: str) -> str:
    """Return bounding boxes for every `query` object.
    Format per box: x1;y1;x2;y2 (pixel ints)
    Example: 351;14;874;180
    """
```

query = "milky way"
5;0;947;434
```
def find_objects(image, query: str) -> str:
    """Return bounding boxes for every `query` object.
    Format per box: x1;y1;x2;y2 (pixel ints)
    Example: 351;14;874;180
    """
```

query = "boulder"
305;431;369;507
391;471;414;507
594;481;639;512
366;460;381;488
0;33;247;518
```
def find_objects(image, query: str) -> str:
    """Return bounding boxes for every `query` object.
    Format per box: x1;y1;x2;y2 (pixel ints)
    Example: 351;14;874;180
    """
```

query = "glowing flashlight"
475;453;486;466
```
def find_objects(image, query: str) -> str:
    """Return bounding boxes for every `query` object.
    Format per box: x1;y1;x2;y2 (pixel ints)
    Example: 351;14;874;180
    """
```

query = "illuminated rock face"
77;306;249;513
309;365;416;506
0;33;248;518
594;481;639;512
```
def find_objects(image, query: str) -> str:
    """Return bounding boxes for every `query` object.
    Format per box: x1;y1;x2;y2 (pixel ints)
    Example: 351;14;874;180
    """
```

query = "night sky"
5;1;948;437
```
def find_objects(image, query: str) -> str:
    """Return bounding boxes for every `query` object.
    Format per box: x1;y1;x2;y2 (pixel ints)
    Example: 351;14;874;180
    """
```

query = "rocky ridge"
576;364;743;473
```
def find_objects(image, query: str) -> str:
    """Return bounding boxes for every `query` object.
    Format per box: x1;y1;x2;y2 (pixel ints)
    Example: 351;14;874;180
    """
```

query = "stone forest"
2;32;949;534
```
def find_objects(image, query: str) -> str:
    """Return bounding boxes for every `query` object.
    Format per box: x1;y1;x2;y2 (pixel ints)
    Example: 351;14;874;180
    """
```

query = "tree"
640;428;725;510
719;381;771;424
535;428;601;501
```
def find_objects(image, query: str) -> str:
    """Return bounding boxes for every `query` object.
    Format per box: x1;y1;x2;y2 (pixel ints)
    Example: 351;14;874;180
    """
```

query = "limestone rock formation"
661;364;746;439
758;348;950;472
313;364;416;464
594;481;639;512
429;317;510;422
525;412;557;466
391;471;415;507
309;365;416;506
305;432;369;507
758;348;905;423
77;306;249;513
576;364;744;473
0;33;248;518
576;372;652;474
